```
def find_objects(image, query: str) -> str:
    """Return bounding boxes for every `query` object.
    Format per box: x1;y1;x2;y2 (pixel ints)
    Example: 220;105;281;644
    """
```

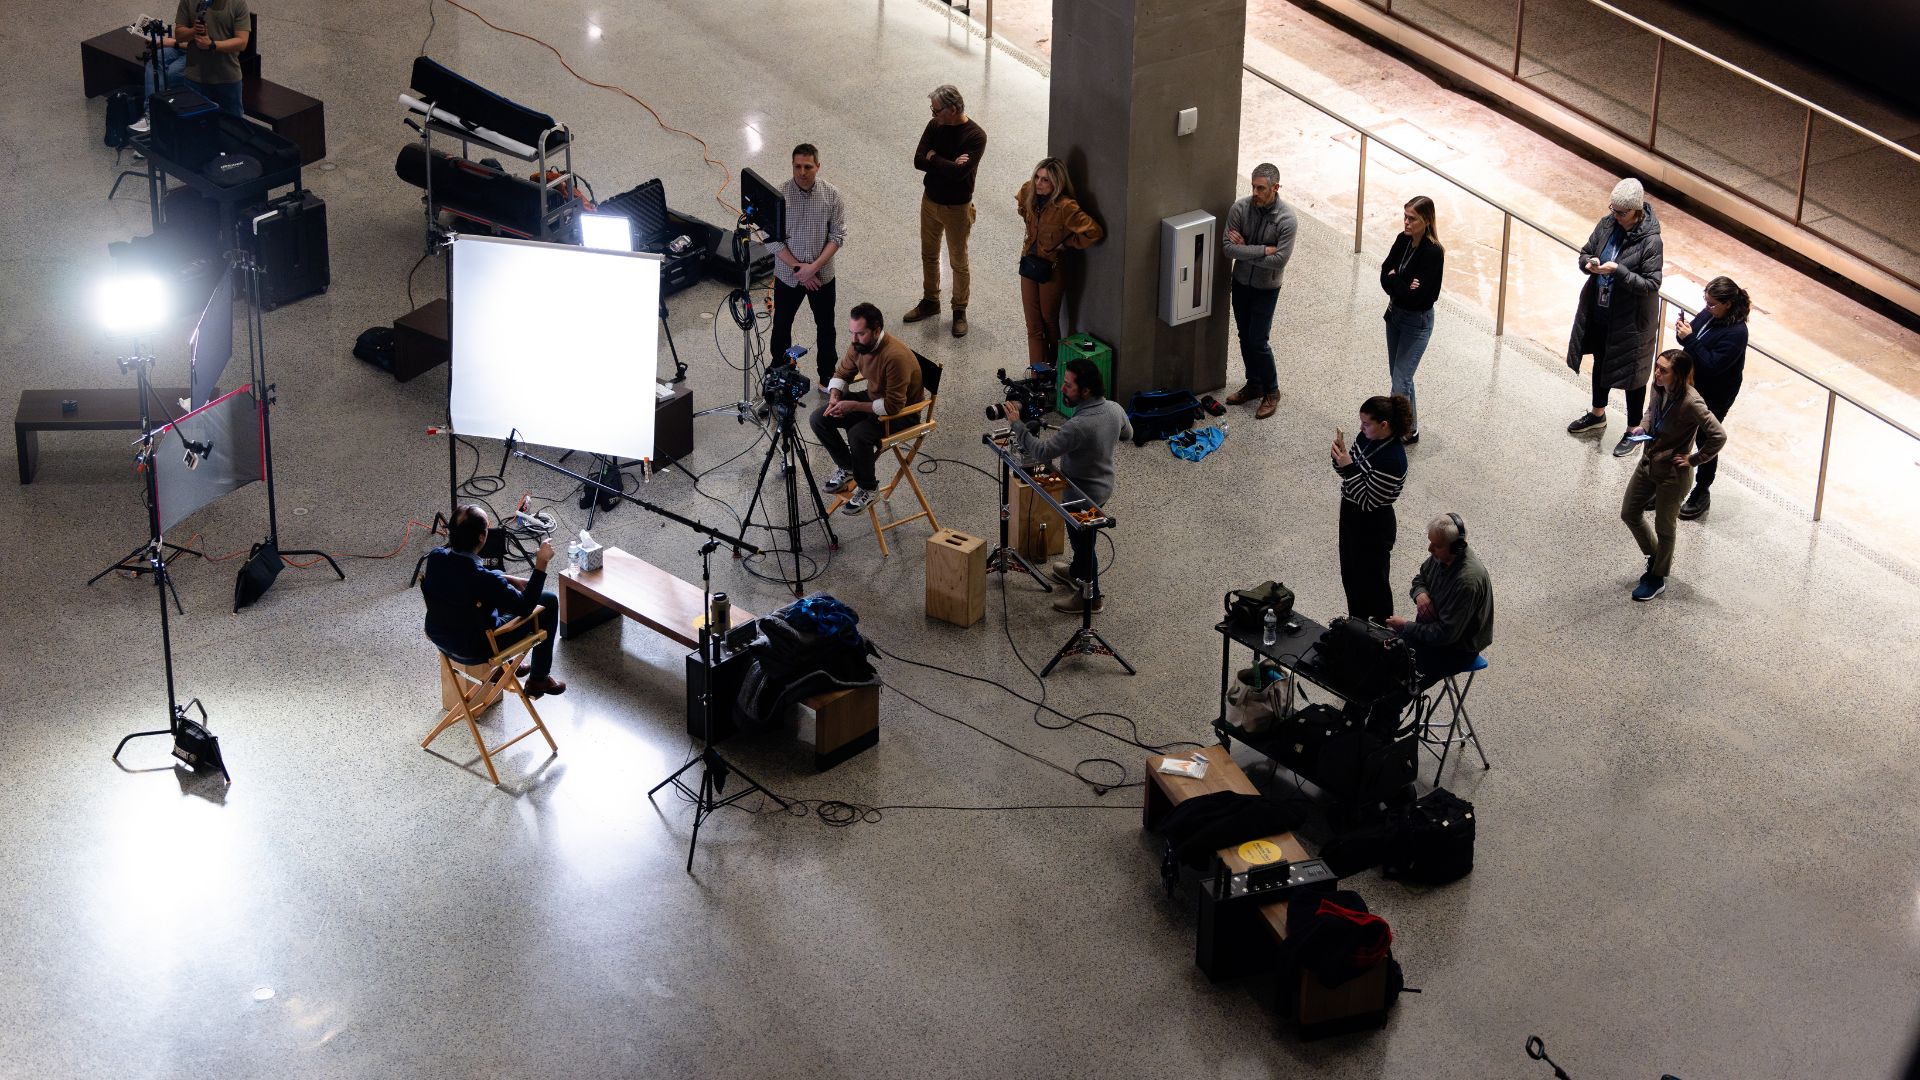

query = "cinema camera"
761;349;813;422
984;362;1054;431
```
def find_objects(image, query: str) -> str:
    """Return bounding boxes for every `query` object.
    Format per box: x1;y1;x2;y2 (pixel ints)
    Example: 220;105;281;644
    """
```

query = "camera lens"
984;403;1007;422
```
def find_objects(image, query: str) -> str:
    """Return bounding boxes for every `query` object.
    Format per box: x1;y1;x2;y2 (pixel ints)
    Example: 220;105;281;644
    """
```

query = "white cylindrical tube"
398;94;540;159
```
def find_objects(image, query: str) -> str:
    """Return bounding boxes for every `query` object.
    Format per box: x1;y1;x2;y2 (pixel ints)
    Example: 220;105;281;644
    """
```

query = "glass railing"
1242;64;1920;527
1357;0;1920;295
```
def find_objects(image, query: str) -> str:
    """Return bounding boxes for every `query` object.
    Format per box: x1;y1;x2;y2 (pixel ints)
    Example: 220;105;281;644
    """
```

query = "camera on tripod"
760;346;812;422
984;363;1054;432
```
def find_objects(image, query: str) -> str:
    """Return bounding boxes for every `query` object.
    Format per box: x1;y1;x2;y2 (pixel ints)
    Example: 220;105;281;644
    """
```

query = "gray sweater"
1223;195;1298;290
1010;396;1132;508
1402;547;1494;655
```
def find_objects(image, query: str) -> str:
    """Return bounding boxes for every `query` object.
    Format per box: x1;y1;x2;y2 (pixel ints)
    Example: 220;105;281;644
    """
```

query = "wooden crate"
925;528;986;627
1010;474;1068;559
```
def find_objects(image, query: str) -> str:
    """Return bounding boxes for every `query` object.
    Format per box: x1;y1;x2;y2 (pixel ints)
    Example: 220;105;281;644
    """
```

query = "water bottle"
566;539;582;567
1262;607;1278;647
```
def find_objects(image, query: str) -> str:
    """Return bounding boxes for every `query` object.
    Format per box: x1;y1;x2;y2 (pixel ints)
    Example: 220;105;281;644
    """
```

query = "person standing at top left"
904;85;986;339
766;143;848;389
168;0;250;118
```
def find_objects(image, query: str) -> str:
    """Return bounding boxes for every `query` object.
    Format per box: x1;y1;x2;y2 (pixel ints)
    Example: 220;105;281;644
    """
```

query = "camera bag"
1126;388;1203;445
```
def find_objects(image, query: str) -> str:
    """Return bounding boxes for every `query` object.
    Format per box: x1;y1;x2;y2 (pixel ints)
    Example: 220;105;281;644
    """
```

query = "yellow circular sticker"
1238;839;1284;865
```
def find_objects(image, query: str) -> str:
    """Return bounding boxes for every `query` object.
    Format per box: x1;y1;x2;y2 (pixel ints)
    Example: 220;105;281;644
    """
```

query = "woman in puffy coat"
1015;157;1104;369
1565;177;1664;458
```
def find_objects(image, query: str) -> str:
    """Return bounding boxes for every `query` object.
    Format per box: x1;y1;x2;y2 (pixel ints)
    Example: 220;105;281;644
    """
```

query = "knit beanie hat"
1609;177;1645;211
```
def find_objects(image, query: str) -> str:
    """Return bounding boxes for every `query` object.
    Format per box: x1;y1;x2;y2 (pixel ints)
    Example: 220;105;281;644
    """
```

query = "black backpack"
1382;788;1475;884
352;326;397;373
1127;388;1203;445
104;87;143;149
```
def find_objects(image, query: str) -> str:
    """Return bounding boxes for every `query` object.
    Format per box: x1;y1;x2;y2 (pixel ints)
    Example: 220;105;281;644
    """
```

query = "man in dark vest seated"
420;504;565;697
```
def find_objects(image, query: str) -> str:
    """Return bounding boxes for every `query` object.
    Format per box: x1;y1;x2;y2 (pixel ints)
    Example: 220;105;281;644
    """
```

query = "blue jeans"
187;78;244;117
1230;280;1280;395
144;47;187;107
1384;305;1434;427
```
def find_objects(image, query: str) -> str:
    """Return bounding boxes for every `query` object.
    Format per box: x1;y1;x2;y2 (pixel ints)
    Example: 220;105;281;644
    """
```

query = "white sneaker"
129;116;151;134
840;488;876;515
821;467;853;494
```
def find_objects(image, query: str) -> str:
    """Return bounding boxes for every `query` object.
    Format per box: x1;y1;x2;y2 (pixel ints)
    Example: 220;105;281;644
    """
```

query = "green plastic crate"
1054;333;1113;417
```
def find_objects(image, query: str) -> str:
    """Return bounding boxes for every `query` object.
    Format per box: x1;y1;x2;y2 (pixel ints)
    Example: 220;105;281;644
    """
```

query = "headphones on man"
1446;512;1468;555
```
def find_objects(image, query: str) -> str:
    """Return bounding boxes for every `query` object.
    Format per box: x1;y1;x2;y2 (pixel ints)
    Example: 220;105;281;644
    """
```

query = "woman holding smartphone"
1379;196;1444;443
1673;276;1750;520
1566;177;1664;456
1331;394;1414;619
1619;349;1725;601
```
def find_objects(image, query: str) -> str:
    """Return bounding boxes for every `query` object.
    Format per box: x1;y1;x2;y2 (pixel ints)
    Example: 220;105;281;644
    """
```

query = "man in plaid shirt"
767;143;848;387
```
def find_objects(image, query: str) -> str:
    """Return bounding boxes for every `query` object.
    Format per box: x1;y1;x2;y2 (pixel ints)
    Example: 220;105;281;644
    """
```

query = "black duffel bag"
1382;788;1475;884
1314;616;1414;697
1226;581;1295;633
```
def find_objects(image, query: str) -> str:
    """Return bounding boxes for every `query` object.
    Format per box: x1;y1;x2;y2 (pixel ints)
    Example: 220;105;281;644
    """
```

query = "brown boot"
1255;392;1279;420
951;308;968;338
903;299;940;323
524;675;567;698
1224;383;1258;406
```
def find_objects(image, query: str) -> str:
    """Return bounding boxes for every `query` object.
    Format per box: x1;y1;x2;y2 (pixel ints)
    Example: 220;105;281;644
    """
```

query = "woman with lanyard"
1620;349;1726;601
1565;177;1664;456
1379;195;1444;443
1014;158;1104;369
1673;276;1751;520
1331;394;1414;619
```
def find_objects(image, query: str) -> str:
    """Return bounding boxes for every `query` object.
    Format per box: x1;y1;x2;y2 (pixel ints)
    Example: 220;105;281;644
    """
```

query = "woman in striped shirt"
1331;394;1414;620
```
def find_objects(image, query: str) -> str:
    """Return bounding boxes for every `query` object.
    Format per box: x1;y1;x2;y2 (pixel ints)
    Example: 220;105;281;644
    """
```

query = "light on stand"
94;274;170;335
578;212;634;252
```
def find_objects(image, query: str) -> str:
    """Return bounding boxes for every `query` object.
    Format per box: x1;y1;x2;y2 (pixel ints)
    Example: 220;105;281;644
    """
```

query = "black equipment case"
244;191;330;309
149;86;219;168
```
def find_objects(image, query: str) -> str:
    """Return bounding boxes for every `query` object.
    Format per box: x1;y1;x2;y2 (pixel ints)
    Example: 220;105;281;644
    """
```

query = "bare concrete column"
1049;0;1245;400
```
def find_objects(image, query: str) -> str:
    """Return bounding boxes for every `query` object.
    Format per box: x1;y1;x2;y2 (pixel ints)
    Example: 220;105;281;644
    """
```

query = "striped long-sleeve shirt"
1333;434;1407;511
767;178;847;288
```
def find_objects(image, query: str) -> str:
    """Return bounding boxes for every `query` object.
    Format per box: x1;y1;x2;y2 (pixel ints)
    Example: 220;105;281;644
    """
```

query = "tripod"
109;351;227;783
1040;523;1134;677
737;396;837;597
87;342;203;612
694;221;763;426
234;251;344;600
647;539;790;872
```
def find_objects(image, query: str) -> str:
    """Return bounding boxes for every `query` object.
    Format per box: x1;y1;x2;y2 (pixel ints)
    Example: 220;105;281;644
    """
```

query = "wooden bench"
80;22;327;165
15;387;189;484
1146;744;1389;1029
560;545;879;767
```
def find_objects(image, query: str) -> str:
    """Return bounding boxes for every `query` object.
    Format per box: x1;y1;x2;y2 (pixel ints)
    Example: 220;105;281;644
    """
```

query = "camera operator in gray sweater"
1001;358;1132;615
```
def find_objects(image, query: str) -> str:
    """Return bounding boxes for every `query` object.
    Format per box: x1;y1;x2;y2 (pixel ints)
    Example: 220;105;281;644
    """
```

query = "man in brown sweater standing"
905;85;987;338
811;302;925;514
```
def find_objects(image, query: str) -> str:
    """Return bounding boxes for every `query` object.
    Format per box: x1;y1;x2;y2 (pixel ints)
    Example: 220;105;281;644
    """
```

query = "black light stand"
736;381;837;597
109;351;228;784
231;251;344;608
693;220;764;426
87;340;203;612
507;447;781;872
648;539;791;872
981;429;1052;593
982;433;1134;677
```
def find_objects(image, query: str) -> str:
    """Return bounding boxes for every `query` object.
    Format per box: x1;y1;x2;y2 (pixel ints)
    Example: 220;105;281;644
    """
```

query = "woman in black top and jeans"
1380;196;1444;442
1673;275;1750;520
1331;394;1414;620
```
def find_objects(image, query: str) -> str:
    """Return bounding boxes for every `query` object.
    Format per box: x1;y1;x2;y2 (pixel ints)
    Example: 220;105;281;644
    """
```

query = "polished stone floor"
4;1;1919;1078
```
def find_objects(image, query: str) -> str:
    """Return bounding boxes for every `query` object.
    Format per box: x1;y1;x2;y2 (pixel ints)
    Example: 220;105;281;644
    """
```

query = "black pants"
1367;640;1480;731
1338;500;1396;620
771;277;838;385
494;591;559;681
1592;360;1646;427
1068;526;1100;599
808;391;888;491
1693;379;1739;492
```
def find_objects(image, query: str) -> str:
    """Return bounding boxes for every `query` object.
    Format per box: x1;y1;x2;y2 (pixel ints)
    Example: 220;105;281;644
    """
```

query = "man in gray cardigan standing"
1222;162;1298;420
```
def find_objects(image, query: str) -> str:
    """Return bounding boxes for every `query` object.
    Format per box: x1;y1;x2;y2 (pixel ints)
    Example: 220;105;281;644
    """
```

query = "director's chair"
829;351;944;556
424;605;558;785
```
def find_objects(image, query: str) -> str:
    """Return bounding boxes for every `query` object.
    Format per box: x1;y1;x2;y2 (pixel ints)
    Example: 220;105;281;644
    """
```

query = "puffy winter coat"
1565;202;1664;391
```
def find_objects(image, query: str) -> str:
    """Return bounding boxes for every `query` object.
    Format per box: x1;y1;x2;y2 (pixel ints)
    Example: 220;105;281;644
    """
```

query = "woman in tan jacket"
1015;158;1104;368
1620;348;1726;601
